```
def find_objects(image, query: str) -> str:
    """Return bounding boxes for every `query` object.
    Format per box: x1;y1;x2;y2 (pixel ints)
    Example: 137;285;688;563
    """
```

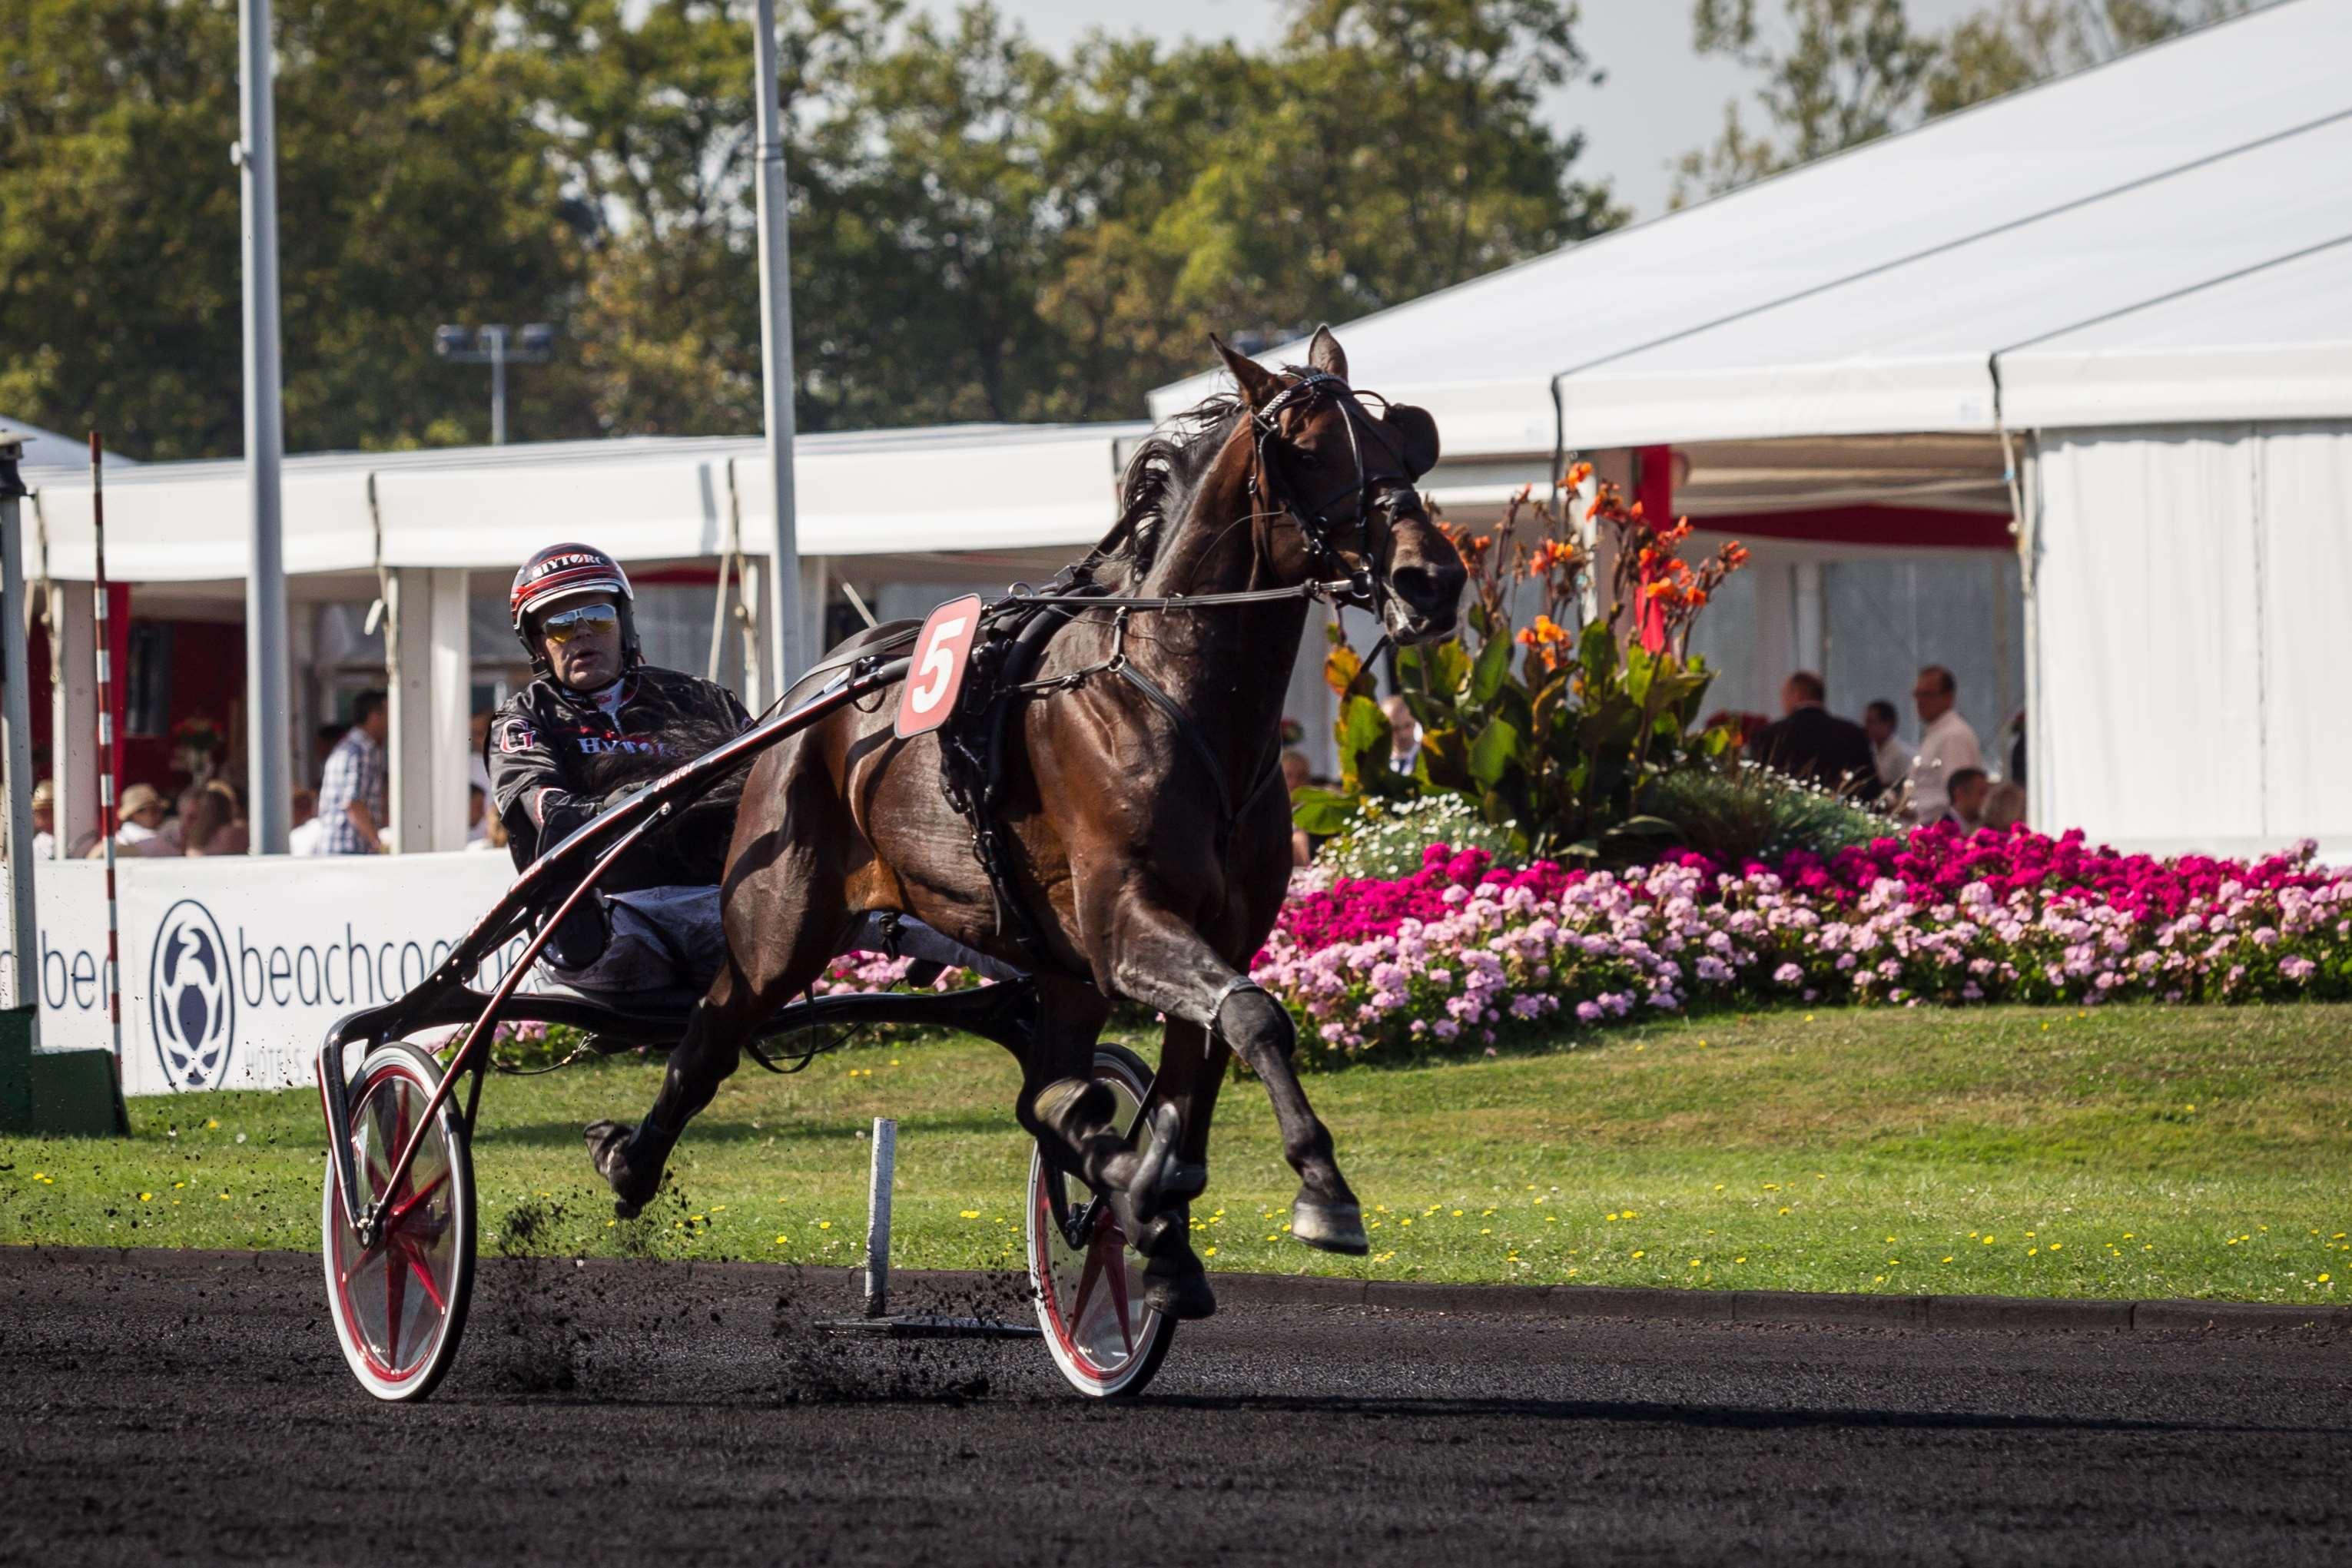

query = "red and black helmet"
509;542;639;675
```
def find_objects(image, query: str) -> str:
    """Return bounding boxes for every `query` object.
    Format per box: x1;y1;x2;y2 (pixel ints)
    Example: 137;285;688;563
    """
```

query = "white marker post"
863;1116;896;1318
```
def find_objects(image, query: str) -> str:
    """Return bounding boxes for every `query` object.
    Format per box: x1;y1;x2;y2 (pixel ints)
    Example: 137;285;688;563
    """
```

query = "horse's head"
1214;327;1465;644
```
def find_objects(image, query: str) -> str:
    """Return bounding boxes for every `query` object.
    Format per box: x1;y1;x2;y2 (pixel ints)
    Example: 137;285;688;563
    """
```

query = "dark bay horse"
586;327;1465;1316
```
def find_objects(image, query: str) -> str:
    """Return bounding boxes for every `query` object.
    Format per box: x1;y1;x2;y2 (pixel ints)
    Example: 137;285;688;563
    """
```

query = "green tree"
1673;0;2248;207
1926;1;2245;114
0;0;590;458
1671;0;1935;207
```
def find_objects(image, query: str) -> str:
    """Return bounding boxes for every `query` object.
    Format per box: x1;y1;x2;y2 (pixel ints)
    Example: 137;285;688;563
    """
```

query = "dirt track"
3;1247;2348;1566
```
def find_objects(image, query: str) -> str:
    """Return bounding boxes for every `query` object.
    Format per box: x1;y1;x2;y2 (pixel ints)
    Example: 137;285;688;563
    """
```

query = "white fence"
3;854;526;1097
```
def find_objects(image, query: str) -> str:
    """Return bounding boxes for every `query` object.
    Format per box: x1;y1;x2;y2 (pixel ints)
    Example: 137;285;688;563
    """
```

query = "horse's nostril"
1391;562;1462;612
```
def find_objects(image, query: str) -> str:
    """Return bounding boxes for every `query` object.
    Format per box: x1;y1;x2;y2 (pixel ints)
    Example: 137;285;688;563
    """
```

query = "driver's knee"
1026;1076;1115;1141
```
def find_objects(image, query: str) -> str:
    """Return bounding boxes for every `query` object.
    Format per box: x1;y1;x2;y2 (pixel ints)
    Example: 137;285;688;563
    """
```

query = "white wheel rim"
1027;1060;1165;1394
320;1049;469;1401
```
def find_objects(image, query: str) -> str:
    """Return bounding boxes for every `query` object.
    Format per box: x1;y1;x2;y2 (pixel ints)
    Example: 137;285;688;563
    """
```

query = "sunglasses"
541;603;619;643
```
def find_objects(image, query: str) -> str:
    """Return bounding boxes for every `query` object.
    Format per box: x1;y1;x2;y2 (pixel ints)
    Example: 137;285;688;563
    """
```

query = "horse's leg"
1100;895;1367;1256
1128;1016;1225;1318
586;769;848;1217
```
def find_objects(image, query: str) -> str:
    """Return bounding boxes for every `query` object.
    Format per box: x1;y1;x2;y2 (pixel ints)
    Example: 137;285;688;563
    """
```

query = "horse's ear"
1211;333;1281;411
1306;325;1347;380
1382;402;1441;480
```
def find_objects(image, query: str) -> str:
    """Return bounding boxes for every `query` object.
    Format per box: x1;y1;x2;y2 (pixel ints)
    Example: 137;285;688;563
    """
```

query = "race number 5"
894;594;984;740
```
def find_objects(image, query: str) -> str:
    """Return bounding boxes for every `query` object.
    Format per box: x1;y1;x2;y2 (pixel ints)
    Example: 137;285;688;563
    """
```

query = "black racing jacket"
486;665;754;893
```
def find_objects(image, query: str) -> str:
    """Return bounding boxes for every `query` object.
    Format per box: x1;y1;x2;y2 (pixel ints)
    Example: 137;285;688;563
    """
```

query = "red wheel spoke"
390;1169;446;1225
384;1231;406;1365
1071;1225;1105;1331
402;1242;448;1314
1100;1228;1135;1356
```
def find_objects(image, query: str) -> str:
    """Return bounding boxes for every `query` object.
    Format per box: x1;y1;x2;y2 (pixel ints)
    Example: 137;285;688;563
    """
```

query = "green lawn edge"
5;1003;2347;1305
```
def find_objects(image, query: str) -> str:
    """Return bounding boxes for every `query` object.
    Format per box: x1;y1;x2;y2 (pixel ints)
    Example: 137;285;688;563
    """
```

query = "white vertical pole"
237;0;290;854
489;327;509;446
0;442;38;1017
1793;559;1825;675
864;1116;896;1318
48;582;98;858
751;0;803;695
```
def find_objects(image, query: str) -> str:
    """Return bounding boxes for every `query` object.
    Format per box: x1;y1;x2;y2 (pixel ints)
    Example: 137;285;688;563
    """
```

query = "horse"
585;327;1466;1318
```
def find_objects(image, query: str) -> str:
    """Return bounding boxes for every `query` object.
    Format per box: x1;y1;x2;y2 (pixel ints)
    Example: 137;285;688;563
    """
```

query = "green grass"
5;1004;2349;1304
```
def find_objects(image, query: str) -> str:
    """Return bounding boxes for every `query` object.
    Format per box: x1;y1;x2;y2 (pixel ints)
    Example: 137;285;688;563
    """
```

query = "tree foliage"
1672;0;2247;207
2;0;1620;458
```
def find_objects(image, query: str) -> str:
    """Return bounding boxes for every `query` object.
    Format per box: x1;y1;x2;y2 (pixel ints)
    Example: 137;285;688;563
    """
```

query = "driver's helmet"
509;542;639;675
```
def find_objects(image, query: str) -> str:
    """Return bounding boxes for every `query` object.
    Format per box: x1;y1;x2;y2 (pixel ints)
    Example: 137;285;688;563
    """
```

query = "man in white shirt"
1905;665;1982;825
1380;694;1420;776
1863;699;1913;796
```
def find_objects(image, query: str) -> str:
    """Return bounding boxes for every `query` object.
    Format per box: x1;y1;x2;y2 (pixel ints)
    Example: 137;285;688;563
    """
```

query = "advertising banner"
2;854;529;1096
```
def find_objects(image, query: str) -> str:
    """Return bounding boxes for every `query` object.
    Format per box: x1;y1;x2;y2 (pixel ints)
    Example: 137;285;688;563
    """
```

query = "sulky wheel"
320;1041;476;1401
1026;1043;1177;1398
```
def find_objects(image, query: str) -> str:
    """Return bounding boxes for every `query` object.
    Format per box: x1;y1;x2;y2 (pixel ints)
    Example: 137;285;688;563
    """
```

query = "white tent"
1149;0;2352;856
22;422;1146;584
1152;0;2352;466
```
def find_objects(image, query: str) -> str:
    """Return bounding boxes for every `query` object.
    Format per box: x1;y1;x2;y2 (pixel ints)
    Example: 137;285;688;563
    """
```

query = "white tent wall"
2027;422;2352;858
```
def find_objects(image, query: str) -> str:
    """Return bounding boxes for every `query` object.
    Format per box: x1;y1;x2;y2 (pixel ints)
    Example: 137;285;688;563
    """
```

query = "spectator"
1982;780;2028;830
1282;750;1314;867
1746;671;1878;797
469;710;494;802
466;782;491;847
317;691;390;854
1380;694;1419;775
88;783;178;858
313;722;347;786
1863;699;1913;796
184;781;248;856
1945;767;1990;830
29;779;55;860
1904;665;1982;824
287;787;324;856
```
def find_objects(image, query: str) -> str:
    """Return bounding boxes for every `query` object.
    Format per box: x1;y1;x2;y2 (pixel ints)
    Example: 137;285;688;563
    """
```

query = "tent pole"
0;439;37;1016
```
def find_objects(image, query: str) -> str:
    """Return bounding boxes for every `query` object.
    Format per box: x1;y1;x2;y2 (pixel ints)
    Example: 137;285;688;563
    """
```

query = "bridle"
1245;370;1421;611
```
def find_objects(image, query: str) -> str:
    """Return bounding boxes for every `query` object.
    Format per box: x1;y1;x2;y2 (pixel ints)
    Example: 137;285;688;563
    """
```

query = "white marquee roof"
20;423;1144;584
1150;0;2352;454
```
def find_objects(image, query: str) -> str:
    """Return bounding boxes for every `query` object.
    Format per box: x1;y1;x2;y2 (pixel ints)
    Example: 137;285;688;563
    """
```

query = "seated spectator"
287;787;324;857
466;783;492;847
1282;750;1314;867
1746;671;1878;797
1945;767;1990;830
186;781;248;856
88;783;179;858
1982;780;2028;831
1863;700;1912;796
1905;665;1983;824
29;779;55;860
1380;695;1420;775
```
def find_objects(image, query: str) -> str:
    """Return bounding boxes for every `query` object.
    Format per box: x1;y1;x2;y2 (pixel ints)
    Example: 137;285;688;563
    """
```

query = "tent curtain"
2030;420;2352;853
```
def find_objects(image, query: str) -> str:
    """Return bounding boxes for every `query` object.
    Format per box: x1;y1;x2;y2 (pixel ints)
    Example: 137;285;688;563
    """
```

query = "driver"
486;543;752;996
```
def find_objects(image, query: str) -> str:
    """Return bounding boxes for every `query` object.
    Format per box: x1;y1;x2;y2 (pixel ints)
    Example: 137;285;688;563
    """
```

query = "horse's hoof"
1144;1265;1218;1321
1291;1198;1369;1255
585;1119;658;1218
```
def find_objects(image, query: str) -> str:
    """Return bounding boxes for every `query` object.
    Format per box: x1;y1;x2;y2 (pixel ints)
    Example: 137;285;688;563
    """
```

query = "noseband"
1246;370;1417;608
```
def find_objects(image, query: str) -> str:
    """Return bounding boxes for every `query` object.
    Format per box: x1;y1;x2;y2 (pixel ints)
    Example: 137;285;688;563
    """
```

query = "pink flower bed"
1251;830;2352;1063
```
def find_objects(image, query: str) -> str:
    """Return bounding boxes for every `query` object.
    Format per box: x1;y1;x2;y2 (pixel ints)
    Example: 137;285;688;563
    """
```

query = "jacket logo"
499;720;538;753
572;736;671;757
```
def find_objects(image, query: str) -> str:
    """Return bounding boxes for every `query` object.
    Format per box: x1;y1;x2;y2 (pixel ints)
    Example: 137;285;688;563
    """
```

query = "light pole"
237;0;290;855
435;323;555;446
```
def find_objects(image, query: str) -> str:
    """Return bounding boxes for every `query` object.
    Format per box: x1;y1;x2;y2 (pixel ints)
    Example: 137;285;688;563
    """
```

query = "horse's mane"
1097;392;1246;589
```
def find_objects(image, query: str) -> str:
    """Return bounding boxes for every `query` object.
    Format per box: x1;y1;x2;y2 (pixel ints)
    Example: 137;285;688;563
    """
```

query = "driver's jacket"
486;667;753;893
